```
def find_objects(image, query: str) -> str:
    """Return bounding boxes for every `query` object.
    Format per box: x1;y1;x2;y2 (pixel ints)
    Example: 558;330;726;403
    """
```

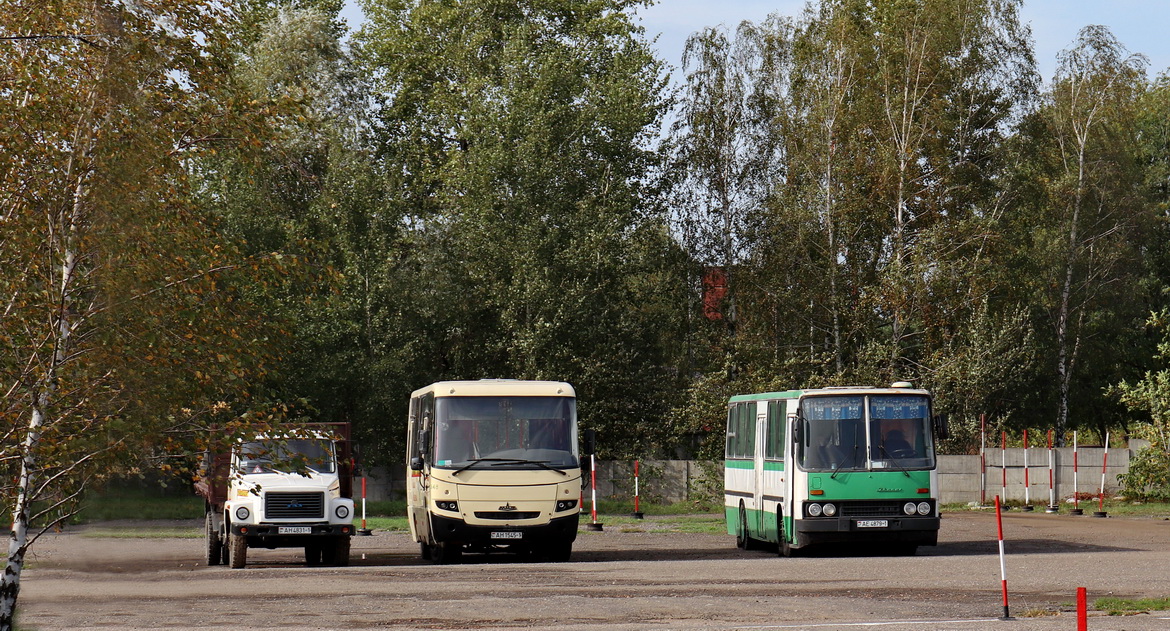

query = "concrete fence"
357;447;1134;506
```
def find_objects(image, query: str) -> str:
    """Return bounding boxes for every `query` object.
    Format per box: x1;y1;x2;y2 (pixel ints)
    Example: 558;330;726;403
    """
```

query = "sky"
340;0;1170;84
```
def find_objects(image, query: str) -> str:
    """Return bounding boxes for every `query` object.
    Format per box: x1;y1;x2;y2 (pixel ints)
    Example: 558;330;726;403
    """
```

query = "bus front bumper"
429;512;580;546
795;516;940;545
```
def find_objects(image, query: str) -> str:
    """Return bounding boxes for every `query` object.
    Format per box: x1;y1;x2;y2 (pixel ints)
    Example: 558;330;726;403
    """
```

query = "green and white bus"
724;383;947;556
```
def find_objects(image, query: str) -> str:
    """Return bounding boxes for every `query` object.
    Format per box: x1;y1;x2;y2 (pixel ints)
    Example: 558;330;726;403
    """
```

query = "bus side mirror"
419;429;431;456
581;429;596;456
792;416;804;446
933;414;950;441
410;456;424;471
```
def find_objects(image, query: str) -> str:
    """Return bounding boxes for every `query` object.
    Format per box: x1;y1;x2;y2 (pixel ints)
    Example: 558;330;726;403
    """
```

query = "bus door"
408;393;434;541
753;402;766;537
782;409;797;545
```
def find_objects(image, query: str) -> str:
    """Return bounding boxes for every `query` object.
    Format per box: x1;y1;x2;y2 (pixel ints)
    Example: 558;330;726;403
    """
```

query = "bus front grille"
475;511;541;520
265;492;325;519
840;501;905;517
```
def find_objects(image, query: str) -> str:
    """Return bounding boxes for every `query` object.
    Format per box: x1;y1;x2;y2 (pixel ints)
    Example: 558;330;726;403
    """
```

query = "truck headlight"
335;505;350;519
235;506;251;521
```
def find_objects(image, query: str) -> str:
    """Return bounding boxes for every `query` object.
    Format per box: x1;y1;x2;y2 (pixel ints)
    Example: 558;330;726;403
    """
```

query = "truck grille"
475;511;541;520
265;492;324;519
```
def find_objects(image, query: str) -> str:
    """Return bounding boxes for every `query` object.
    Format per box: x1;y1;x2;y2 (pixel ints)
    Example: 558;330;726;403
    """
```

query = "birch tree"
1;0;285;626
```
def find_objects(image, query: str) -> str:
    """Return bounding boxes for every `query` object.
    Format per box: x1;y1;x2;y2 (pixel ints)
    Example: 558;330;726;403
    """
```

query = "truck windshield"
432;396;578;470
797;394;934;472
237;439;336;474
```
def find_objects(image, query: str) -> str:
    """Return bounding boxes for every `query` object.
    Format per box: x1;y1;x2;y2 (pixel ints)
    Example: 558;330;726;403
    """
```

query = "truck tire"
324;536;350;567
228;531;247;569
205;511;223;566
304;544;322;566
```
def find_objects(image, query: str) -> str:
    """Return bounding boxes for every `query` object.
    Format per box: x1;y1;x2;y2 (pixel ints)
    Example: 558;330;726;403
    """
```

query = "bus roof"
728;385;929;403
412;379;575;398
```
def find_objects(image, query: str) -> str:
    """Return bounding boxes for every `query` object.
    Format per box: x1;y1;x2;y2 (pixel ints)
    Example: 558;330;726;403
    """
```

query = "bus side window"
765;400;785;460
742;403;756;458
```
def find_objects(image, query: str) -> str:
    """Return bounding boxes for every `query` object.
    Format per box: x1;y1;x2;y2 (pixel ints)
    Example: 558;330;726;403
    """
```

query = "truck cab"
199;424;355;568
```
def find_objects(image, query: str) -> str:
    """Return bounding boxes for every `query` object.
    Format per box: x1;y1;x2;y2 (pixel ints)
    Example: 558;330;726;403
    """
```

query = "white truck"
196;423;355;568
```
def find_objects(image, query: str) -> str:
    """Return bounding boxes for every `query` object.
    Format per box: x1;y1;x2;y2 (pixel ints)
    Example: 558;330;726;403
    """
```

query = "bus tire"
737;504;757;550
431;541;462;565
420;542;432;561
545;541;573;563
778;510;794;558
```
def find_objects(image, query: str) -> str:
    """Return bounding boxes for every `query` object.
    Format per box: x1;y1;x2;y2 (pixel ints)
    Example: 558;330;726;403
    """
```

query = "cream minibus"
406;380;583;563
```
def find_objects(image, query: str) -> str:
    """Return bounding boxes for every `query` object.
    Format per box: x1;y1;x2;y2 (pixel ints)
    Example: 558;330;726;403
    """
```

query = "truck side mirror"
581;429;596;456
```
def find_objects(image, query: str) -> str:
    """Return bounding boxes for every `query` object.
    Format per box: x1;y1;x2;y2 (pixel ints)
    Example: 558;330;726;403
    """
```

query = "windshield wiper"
490;458;567;476
831;441;860;479
451;458;567;476
878;444;912;478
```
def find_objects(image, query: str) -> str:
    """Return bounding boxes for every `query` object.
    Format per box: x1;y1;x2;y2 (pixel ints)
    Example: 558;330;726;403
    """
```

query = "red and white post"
1071;431;1083;515
358;476;372;535
1022;430;1032;511
1001;431;1008;509
587;453;603;531
1094;432;1110;517
632;459;644;519
979;415;987;506
995;495;1013;620
1046;430;1058;513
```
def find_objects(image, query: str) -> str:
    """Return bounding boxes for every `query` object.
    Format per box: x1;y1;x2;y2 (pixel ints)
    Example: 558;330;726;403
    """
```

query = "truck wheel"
327;536;351;567
205;511;223;566
305;544;322;566
228;532;247;569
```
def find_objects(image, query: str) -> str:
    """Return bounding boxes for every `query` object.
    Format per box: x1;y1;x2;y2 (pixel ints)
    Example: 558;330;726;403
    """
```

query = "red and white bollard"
979;415;987;507
1001;431;1009;510
1071;431;1083;515
1077;587;1088;631
358;476;372;535
1094;432;1110;518
587;453;603;531
995;495;1013;620
1021;430;1033;511
632;459;644;519
1045;430;1058;513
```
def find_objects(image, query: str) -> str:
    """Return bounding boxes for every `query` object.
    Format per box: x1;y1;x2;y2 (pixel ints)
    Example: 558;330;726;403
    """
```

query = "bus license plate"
491;531;523;540
856;520;888;528
278;526;312;535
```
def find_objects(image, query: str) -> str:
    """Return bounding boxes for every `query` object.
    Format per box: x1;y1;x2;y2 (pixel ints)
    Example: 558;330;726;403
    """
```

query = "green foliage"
1113;311;1170;499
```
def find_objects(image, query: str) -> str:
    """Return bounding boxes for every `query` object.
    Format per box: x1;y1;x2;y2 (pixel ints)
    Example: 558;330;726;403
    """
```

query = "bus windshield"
432;396;578;470
798;394;934;472
237;439;336;474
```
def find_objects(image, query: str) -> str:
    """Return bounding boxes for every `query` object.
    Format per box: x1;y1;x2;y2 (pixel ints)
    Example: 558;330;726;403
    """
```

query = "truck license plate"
490;531;523;540
856;520;888;528
278;526;312;535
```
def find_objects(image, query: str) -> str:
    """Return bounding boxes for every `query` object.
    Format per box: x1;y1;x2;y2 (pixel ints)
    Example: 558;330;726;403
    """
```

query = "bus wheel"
545;542;573;563
431;541;462;565
778;513;795;558
420;542;432;561
737;505;756;550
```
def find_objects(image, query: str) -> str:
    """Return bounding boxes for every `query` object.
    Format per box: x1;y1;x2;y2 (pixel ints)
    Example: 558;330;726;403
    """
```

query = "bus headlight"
822;503;837;517
917;502;931;516
435;501;458;512
807;503;822;517
903;502;917;516
555;500;578;512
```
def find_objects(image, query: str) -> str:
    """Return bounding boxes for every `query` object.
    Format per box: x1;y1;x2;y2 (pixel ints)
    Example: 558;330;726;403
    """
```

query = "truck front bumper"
232;523;353;547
